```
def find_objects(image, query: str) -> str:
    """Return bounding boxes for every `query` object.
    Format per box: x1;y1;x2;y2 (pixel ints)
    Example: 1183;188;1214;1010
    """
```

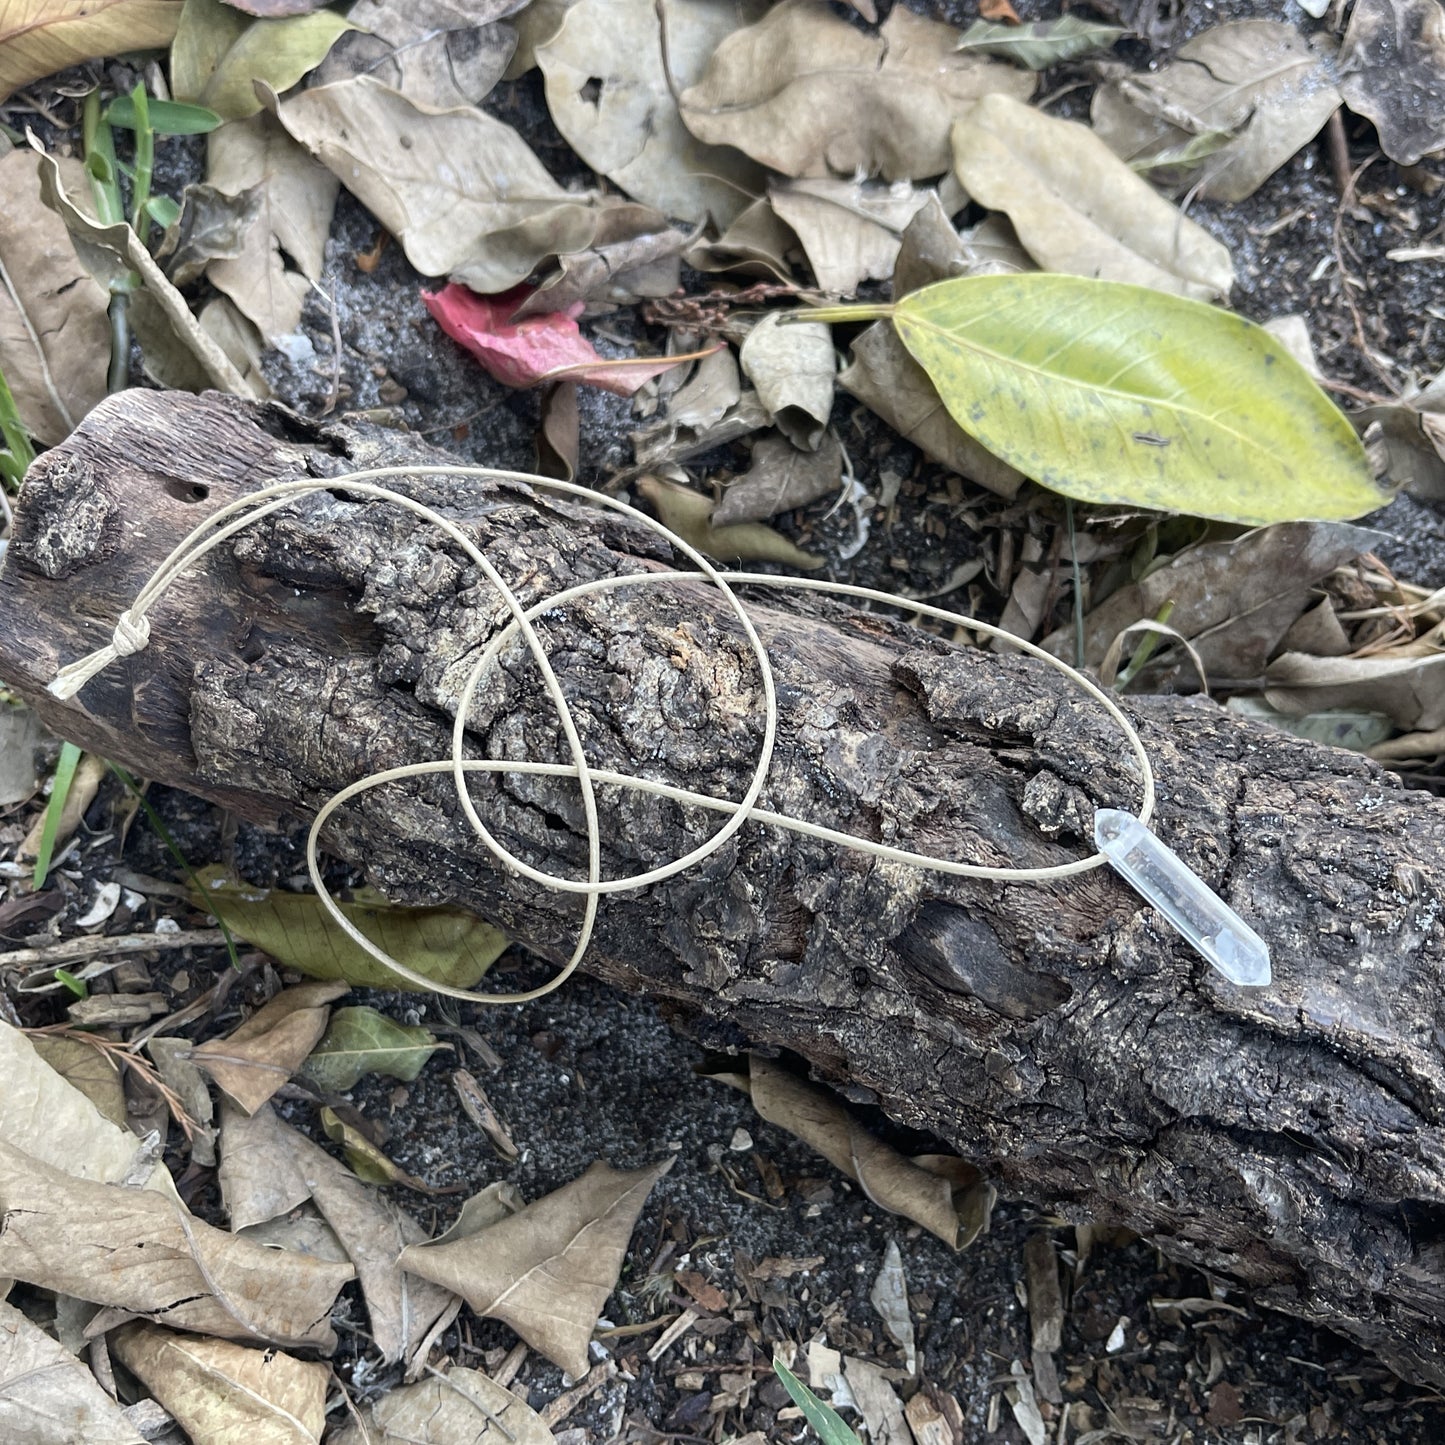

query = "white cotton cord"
45;463;1154;1006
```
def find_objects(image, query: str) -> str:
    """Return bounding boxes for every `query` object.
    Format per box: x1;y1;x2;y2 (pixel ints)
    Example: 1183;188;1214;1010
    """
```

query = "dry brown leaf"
538;379;579;481
685;197;798;282
398;1158;674;1377
218;1099;312;1230
204;113;338;345
0;1137;352;1347
112;1324;328;1445
32;148;261;398
737;311;833;451
0;149;108;445
27;1034;127;1130
537;0;763;225
0;1298;147;1445
237;1104;459;1366
192;980;348;1115
636;474;824;570
680;0;1033;180
769;178;930;296
713;431;842;526
1265;652;1445;731
331;1366;554;1445
1091;21;1341;202
1051;521;1382;679
951;94;1236;300
0;0;183;103
712;1057;994;1249
0;1019;171;1192
146;1037;217;1167
271;75;607;294
838;323;1023;499
313;0;520;110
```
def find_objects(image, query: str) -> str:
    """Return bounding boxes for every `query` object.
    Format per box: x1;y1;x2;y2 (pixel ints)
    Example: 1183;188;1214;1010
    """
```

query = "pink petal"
422;282;679;397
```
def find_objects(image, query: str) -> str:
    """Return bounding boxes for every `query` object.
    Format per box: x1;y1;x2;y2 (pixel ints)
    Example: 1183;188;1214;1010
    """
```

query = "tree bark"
4;390;1445;1385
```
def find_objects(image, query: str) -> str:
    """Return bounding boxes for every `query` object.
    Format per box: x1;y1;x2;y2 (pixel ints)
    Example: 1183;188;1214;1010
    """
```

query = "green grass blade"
772;1360;864;1445
32;742;82;889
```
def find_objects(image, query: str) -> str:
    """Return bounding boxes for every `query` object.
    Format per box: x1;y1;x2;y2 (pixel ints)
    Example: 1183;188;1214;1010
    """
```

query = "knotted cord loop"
44;464;1155;1006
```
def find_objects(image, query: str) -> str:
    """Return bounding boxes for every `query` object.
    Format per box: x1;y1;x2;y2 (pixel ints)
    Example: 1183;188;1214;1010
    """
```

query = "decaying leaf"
313;0;520;110
0;0;183;104
826;274;1387;524
32;149;260;399
271;75;607;293
0;150;109;446
320;1105;440;1191
1265;651;1445;731
331;1366;555;1445
518;209;694;316
171;0;353;120
951;94;1236;300
219;1099;313;1230
636;474;824;569
1090;21;1342;202
190;865;507;991
738;311;834;450
770;178;931;297
710;1056;994;1250
1052;521;1382;679
679;0;1033;181
0;704;49;809
1228;695;1394;753
203;113;338;344
1354;366;1445;501
686;197;798;282
424;281;684;395
153;180;261;287
192;979;349;1114
713;432;842;526
630;347;774;467
302;1005;445;1093
113;1325;328;1445
0;1019;170;1192
0;1298;147;1445
955;15;1125;69
0;1136;352;1347
1339;0;1445;166
398;1158;674;1377
837;323;1024;499
537;0;763;226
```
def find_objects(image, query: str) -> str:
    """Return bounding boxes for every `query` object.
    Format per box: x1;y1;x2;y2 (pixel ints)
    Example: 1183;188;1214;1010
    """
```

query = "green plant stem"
1115;598;1177;691
107;295;131;393
1066;497;1085;670
32;742;82;890
128;82;154;249
108;764;242;970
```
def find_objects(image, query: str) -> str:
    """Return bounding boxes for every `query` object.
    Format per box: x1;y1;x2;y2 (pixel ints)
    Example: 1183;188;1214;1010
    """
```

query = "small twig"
1332;151;1399;395
0;927;229;973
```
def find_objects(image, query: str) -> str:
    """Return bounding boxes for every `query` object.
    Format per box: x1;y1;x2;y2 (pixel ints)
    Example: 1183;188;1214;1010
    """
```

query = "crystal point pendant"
1094;808;1271;988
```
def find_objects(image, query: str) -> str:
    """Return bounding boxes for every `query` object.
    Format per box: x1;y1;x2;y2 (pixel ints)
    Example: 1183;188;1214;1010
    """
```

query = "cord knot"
112;609;151;658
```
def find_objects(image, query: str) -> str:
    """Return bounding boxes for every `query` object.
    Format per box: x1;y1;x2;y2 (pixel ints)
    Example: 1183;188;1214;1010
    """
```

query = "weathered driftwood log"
4;391;1445;1384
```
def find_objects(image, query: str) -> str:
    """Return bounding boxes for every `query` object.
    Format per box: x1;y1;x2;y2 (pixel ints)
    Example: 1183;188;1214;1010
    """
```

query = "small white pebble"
729;1127;753;1152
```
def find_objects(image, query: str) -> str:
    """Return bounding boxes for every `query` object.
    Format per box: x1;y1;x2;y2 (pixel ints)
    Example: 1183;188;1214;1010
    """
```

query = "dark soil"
6;0;1445;1441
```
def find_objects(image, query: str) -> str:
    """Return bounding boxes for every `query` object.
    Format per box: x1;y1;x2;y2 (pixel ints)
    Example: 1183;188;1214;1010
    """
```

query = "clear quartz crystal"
1093;808;1271;987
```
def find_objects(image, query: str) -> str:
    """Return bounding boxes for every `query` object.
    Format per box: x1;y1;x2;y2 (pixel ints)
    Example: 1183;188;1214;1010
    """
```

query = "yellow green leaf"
190;866;507;992
171;0;352;120
810;275;1388;525
302;1006;445;1093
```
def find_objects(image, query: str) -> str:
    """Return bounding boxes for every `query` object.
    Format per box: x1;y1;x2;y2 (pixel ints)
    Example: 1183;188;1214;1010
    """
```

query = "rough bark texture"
4;391;1445;1384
